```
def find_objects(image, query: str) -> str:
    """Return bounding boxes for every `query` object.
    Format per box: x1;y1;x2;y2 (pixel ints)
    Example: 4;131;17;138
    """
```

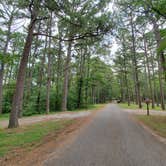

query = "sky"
0;0;118;65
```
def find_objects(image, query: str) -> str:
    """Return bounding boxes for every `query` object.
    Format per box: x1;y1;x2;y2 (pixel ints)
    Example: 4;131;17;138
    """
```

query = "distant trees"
113;0;166;110
0;1;19;114
0;0;114;128
1;0;165;129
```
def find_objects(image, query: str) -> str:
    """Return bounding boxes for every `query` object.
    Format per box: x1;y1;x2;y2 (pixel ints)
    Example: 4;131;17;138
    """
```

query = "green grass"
119;103;161;111
0;113;9;120
136;115;166;138
70;104;106;112
0;119;73;157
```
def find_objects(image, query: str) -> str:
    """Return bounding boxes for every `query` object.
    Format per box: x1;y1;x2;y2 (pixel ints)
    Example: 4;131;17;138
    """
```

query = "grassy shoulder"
136;115;166;138
70;104;106;112
0;104;105;121
0;113;9;120
119;103;161;111
0;104;105;157
0;119;74;157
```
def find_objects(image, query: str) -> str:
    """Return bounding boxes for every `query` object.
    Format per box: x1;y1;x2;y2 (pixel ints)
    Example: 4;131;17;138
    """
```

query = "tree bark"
77;49;85;108
122;38;130;106
61;39;72;111
8;7;37;128
124;66;130;106
36;35;47;113
150;50;159;107
130;12;142;108
143;35;155;108
46;14;52;114
152;18;165;110
22;22;41;118
85;52;90;107
55;30;63;110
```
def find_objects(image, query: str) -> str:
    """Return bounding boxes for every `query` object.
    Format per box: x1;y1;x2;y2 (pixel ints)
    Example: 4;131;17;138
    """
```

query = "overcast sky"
0;1;118;64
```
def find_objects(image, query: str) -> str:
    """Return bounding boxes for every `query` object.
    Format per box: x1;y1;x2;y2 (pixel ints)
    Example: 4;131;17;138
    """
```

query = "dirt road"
0;111;91;128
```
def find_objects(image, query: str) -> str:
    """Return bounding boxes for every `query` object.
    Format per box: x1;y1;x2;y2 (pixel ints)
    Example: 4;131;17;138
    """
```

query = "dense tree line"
113;0;166;109
0;0;115;128
0;0;165;128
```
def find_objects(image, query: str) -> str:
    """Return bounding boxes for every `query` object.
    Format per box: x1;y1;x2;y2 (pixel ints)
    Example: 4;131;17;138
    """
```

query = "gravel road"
44;104;166;166
0;111;91;128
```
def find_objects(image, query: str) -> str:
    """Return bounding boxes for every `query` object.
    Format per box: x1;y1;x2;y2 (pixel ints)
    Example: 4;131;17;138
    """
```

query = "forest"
0;0;166;129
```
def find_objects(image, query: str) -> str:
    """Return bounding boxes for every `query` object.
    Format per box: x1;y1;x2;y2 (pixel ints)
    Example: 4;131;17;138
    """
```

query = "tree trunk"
0;65;4;114
61;39;72;111
124;70;130;106
152;18;165;110
23;23;41;117
157;60;165;110
8;9;37;128
130;12;142;108
46;13;52;114
36;35;47;113
77;49;85;108
122;39;130;106
85;52;90;107
55;31;63;110
143;35;155;108
150;50;159;107
119;75;124;102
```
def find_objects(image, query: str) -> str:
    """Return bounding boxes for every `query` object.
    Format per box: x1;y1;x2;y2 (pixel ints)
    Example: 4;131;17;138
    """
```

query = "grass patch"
119;103;161;111
0;113;9;120
136;115;166;138
0;119;74;157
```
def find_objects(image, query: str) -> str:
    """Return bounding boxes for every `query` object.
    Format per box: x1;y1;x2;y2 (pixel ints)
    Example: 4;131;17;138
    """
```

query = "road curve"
44;104;166;166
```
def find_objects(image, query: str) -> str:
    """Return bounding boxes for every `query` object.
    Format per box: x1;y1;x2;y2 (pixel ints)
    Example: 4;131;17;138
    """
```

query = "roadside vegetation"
0;0;165;164
0;0;113;128
0;0;165;129
0;104;104;158
0;104;104;121
119;103;161;111
0;119;74;157
72;104;106;112
137;115;166;138
0;113;9;121
113;0;166;111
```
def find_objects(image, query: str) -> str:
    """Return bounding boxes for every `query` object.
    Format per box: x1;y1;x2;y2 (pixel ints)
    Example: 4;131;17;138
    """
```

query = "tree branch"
33;30;107;42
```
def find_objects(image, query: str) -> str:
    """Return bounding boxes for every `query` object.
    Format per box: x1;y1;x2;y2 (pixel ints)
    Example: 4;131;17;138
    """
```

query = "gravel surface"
0;111;91;128
44;104;166;166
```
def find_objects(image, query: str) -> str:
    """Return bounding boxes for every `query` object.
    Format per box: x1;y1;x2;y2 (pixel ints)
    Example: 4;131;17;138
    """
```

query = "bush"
2;82;15;113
